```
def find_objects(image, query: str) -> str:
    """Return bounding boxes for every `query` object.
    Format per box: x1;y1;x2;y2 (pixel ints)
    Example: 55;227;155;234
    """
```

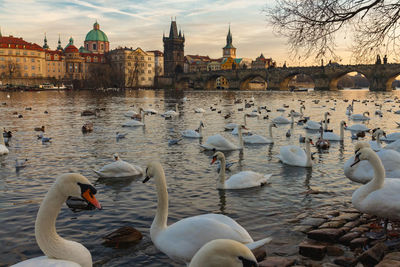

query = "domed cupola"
84;21;109;54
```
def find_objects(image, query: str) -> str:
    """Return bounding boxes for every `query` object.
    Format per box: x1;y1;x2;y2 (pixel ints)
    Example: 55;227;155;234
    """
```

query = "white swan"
122;111;145;127
124;107;143;118
345;124;369;132
201;125;245;151
351;111;370;121
93;153;143;178
304;120;321;130
143;162;272;264
0;132;9;155
277;137;314;167
194;107;205;113
384;139;400;152
322;121;346;141
272;113;293;124
181;121;204;138
143;108;158;115
344;142;400;184
224;114;247;131
163;104;179;117
322;112;330;131
369;129;385;151
11;173;101;267
381;132;400;142
351;147;400;223
290;106;305;117
189;239;257;267
211;152;272;189
243;123;276;144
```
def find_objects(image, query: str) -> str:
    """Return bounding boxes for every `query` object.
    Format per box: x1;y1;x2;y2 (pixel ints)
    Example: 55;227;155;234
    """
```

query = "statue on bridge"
384;55;388;64
376;55;381;65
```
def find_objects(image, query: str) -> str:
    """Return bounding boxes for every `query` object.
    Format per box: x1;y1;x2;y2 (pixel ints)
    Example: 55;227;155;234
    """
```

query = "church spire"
0;27;2;38
43;33;49;49
57;34;62;50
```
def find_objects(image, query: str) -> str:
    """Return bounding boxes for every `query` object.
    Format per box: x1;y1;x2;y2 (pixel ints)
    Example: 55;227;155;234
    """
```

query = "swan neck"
35;184;92;267
238;128;244;148
217;157;226;188
268;124;273;138
142;112;145;124
305;141;312;167
244;115;247;125
151;166;169;237
340;123;344;140
363;152;385;195
0;134;4;146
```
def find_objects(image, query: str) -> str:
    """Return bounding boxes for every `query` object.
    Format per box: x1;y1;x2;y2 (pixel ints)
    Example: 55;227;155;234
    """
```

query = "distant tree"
265;0;400;63
7;61;21;78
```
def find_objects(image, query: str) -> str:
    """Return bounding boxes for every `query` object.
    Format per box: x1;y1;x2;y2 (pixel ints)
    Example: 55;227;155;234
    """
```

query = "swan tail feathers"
263;174;273;181
246;237;273;250
93;169;104;177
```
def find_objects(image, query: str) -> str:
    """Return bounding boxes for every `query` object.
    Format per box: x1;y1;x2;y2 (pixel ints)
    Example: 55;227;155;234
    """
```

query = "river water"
1;89;399;266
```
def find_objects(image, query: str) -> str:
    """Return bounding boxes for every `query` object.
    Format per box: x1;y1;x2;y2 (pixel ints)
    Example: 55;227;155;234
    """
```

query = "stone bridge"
175;64;400;91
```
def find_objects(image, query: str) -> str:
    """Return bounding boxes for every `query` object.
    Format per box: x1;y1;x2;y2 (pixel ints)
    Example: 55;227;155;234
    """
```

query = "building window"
8;51;12;55
0;57;4;61
24;65;28;70
141;70;144;73
128;62;131;66
0;50;4;54
148;64;151;67
141;63;144;67
24;58;26;62
93;44;97;50
141;56;144;60
141;77;145;81
23;51;27;55
24;73;28;77
31;58;35;63
148;70;151;74
16;51;20;55
16;58;20;62
74;64;78;72
101;44;104;50
31;52;35;55
148;77;152;81
32;66;35;70
69;64;73;72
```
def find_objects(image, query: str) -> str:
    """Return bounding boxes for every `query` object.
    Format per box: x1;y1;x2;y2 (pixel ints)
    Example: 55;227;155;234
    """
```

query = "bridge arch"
239;75;267;90
279;73;315;91
205;75;230;90
176;77;194;90
386;72;400;91
330;71;370;90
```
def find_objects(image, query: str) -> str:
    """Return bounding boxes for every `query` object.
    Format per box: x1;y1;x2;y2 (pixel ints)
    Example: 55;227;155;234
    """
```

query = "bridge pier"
369;76;392;91
314;78;333;91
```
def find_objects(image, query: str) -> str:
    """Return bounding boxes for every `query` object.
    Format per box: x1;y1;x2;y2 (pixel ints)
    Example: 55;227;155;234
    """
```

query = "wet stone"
259;256;296;267
320;220;346;229
344;220;361;229
308;228;346;242
327;211;340;217
357;242;387;267
332;213;360;222
339;232;361;245
299;241;326;260
294;225;314;233
252;245;267;262
326;245;344;256
383;252;400;261
349;237;369;249
376;259;400;267
333;256;357;267
350;227;369;233
301;217;327;227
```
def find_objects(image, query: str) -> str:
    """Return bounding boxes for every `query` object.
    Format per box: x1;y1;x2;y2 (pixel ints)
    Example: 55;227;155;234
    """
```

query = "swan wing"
346;124;369;131
202;134;238;150
383;132;400;141
272;116;290;124
384;139;400;152
224;123;237;130
181;130;200;138
354;179;400;220
95;160;142;177
344;156;374;184
278;145;307;166
155;214;253;262
225;171;272;189
0;145;9;155
322;132;340;141
122;120;144;127
11;256;81;267
243;135;272;144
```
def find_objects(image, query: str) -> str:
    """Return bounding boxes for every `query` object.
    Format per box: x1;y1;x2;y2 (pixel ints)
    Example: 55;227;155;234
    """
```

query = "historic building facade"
0;34;46;79
108;47;156;87
84;21;109;54
163;20;185;76
251;53;275;69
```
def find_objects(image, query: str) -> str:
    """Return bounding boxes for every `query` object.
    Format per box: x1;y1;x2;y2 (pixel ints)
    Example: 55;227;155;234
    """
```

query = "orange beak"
82;189;102;209
310;140;314;145
211;157;217;165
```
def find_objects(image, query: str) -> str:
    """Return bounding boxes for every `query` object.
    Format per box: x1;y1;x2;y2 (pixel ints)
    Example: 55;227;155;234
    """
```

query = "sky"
0;0;353;66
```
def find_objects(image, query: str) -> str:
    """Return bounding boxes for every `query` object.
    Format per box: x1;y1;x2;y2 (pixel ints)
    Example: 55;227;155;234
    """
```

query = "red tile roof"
0;36;44;51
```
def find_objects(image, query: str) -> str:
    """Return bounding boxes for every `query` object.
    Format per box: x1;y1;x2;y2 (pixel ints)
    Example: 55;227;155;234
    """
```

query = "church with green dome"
83;21;109;54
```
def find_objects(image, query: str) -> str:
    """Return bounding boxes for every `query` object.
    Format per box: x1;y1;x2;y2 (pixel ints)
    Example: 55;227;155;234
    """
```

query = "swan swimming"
211;152;272;189
322;121;346;141
350;111;370;121
94;153;143;178
344;142;400;184
142;162;272;264
122;110;145;127
11;173;101;267
277;137;314;167
181;121;204;138
243;123;276;144
201;125;246;151
189;239;257;267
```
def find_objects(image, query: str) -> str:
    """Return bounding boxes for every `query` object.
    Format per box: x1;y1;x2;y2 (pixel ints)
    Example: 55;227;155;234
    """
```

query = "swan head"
211;151;225;165
190;239;257;267
271;123;277;128
143;161;163;183
113;153;120;161
200;121;205;128
305;137;314;145
351;147;375;167
325;112;331;116
372;129;386;139
354;141;370;154
56;173;101;209
340;121;347;127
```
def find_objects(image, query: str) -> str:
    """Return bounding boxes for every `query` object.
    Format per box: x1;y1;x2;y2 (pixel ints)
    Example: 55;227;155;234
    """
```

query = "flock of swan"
4;93;400;267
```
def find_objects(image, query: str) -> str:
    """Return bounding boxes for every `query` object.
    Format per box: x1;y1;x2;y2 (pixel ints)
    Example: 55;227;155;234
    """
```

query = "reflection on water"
1;89;400;266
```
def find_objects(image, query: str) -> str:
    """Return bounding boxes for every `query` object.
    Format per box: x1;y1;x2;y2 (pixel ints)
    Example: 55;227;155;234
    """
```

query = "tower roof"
223;25;235;49
169;20;178;39
85;21;109;42
64;37;78;52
